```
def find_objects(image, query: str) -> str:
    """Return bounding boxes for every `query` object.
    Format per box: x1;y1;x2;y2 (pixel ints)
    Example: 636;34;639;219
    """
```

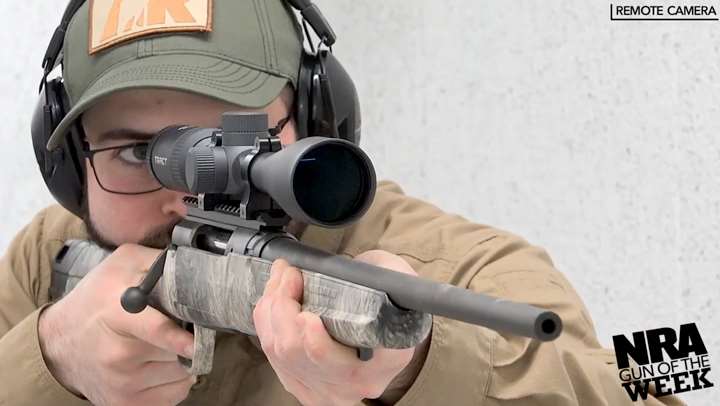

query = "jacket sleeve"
0;209;90;406
390;235;686;406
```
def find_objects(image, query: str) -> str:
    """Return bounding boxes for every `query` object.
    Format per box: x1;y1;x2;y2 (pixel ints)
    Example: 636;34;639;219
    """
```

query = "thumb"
354;250;417;276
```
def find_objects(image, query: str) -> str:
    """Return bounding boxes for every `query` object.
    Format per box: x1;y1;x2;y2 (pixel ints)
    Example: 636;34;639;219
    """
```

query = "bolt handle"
121;249;168;314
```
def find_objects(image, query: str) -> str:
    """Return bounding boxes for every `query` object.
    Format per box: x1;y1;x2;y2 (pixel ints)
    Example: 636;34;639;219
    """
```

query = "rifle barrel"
261;237;562;341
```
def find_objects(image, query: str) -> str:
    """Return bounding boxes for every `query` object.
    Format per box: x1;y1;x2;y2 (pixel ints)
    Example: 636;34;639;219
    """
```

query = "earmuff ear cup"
295;51;315;141
31;78;85;217
294;50;361;145
318;51;361;145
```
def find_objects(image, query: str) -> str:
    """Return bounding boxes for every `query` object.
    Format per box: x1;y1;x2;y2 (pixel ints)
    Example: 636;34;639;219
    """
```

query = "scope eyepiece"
148;126;216;192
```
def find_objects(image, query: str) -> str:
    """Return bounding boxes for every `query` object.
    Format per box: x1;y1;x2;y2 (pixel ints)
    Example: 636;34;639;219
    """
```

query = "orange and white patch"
89;0;212;54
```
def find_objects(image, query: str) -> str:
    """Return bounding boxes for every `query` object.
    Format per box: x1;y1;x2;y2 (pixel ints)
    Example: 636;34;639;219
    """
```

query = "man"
0;0;683;405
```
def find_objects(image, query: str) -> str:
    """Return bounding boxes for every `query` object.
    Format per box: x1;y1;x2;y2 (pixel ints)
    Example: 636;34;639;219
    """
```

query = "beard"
79;188;307;252
83;210;179;251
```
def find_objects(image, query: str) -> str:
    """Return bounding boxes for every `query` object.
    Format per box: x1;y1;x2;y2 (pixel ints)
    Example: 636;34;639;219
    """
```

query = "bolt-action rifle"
51;112;562;375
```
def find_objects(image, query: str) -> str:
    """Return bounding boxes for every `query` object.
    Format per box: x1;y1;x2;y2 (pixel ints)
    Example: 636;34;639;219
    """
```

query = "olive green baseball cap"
46;0;303;150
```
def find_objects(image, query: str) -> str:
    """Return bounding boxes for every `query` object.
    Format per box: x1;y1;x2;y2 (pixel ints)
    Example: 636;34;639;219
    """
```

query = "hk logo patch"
89;0;212;54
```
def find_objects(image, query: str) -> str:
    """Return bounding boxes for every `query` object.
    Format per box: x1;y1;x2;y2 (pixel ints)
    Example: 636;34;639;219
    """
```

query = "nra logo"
89;0;213;54
613;323;714;401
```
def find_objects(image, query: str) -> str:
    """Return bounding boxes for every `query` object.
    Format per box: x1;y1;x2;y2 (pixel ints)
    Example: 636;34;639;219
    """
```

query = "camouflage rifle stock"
51;238;432;375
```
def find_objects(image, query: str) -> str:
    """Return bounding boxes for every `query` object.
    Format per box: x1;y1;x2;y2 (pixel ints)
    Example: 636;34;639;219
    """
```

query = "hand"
253;250;422;406
38;244;196;406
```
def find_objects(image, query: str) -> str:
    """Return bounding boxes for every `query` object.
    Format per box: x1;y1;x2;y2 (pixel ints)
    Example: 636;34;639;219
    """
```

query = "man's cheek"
87;194;144;245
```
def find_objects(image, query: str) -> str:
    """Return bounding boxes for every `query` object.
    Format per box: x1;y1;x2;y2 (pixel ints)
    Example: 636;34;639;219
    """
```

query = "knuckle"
258;335;274;355
269;261;283;277
272;258;289;269
273;337;297;360
267;298;282;321
286;270;303;291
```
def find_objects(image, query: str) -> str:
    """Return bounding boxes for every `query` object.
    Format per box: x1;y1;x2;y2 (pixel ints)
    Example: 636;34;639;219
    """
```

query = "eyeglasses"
81;141;162;195
81;114;293;195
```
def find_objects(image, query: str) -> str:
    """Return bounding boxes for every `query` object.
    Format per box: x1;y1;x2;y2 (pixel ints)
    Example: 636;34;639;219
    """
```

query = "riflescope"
119;111;563;344
146;112;376;227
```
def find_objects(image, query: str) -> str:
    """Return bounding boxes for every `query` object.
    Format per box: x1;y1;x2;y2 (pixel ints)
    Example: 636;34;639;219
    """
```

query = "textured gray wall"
1;1;718;403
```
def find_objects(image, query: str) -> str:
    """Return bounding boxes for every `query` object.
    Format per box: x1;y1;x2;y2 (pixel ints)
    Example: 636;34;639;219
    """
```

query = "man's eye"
117;145;148;165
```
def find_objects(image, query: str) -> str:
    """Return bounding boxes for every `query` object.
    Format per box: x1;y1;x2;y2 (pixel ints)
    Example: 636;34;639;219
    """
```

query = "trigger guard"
178;323;216;376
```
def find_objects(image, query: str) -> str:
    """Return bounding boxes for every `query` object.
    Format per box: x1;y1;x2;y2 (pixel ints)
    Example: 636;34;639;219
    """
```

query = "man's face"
81;88;297;249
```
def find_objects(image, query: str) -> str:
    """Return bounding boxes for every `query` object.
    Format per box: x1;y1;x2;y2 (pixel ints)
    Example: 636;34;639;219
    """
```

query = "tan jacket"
0;181;683;406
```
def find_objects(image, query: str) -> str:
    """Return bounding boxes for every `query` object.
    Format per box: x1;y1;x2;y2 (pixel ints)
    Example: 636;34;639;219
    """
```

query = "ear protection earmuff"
31;76;86;216
31;0;362;218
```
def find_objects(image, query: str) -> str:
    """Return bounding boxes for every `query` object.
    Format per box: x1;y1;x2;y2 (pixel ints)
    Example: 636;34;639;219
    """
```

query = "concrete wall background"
1;1;718;403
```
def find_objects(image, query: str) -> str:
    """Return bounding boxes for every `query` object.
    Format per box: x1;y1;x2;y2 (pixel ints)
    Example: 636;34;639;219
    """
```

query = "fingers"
47;242;198;405
86;244;164;293
354;250;417;276
300;312;358;372
112;337;184;366
101;245;190;357
140;345;182;363
256;260;303;336
252;253;420;406
269;265;303;344
122;306;195;359
263;259;294;297
298;311;411;389
111;244;163;274
255;260;286;342
256;261;306;363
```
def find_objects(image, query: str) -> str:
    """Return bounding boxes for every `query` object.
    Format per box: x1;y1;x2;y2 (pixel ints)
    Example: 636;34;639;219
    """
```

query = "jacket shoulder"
37;205;88;242
16;205;88;248
340;180;508;263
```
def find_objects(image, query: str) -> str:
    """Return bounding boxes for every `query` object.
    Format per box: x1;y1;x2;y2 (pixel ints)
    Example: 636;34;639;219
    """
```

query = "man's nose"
160;190;190;218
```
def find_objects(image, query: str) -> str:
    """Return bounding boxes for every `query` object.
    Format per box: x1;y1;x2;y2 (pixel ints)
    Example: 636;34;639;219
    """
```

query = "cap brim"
46;54;289;150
